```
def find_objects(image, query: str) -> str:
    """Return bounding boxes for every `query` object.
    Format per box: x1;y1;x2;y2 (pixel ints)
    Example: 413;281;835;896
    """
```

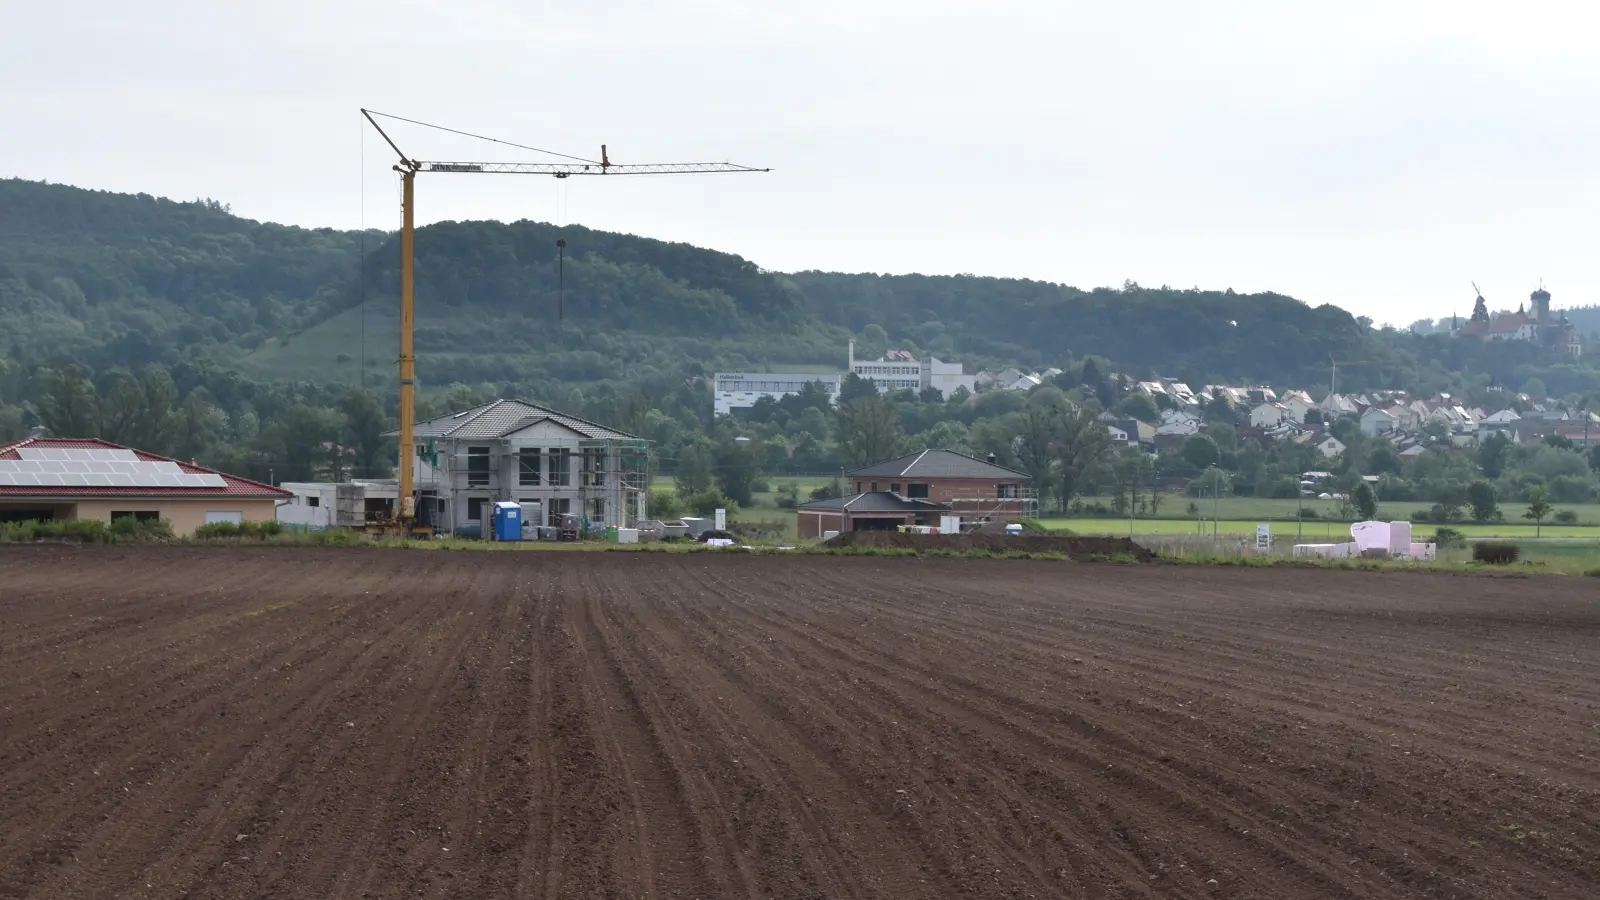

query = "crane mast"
360;110;768;531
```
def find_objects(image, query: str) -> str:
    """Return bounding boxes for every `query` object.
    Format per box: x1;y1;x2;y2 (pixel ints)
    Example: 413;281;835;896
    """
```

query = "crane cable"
555;177;570;321
362;109;600;165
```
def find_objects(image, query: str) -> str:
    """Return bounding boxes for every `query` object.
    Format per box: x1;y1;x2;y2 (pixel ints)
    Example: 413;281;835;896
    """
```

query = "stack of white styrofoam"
1295;521;1433;560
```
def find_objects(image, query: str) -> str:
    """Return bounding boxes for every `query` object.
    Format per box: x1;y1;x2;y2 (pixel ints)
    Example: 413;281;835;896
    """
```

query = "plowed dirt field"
1;547;1597;899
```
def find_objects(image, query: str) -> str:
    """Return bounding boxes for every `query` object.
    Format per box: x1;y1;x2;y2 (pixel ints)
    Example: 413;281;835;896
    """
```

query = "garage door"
205;510;244;525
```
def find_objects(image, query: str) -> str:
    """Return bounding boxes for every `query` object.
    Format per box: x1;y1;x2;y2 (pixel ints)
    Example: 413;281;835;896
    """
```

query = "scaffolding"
944;486;1039;528
578;438;651;528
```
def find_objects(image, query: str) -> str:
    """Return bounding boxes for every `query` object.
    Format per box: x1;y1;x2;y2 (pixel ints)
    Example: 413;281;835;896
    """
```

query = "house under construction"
384;399;648;536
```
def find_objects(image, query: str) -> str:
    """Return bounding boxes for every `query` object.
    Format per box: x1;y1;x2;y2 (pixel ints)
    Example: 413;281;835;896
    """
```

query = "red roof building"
0;437;290;535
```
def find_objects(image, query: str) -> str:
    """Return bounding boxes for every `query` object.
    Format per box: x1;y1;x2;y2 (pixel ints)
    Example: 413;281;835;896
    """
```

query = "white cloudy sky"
5;0;1599;324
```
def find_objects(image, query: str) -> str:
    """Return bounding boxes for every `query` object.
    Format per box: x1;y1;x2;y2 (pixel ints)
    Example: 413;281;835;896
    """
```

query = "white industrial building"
849;343;976;397
712;373;841;416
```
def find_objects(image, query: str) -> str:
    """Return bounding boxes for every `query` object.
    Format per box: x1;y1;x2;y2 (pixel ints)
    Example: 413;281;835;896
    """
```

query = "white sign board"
714;508;726;531
1256;524;1271;552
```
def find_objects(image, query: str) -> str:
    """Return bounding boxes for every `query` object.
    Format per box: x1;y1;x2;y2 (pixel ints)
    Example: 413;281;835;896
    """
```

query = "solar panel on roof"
17;448;139;462
0;452;231;490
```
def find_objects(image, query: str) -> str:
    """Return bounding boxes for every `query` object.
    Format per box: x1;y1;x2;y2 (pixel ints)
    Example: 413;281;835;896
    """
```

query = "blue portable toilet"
491;501;522;541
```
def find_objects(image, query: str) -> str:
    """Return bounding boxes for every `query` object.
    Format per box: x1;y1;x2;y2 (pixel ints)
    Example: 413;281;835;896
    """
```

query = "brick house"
845;449;1035;521
795;492;953;539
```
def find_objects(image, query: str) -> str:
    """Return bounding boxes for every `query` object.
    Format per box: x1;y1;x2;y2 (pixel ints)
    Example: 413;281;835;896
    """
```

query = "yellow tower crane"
360;109;769;531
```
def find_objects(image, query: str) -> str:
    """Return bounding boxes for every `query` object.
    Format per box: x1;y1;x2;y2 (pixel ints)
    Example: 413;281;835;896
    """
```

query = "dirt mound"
825;530;1157;560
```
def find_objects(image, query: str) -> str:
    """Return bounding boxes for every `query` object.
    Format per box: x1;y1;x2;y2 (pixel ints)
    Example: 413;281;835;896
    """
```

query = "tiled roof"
847;449;1030;480
798;492;952;513
1490;315;1535;334
405;399;638;442
0;438;290;498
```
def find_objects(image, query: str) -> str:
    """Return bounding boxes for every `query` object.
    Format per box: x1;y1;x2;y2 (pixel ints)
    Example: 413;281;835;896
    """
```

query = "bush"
0;519;108;543
1472;541;1520;565
1428;503;1462;524
193;520;283;540
1549;475;1593;504
1299;508;1320;519
647;490;684;521
1553;509;1579;525
808;484;840;501
0;517;171;544
1071;500;1112;516
1410;508;1433;523
749;478;772;494
1432;527;1466;549
680;488;736;518
774;482;801;510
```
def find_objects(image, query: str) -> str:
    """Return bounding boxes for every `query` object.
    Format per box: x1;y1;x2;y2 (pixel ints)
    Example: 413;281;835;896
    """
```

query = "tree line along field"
1;547;1596;899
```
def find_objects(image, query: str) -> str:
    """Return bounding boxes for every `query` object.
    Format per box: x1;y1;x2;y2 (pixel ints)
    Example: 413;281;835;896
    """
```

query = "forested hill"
3;177;1588;403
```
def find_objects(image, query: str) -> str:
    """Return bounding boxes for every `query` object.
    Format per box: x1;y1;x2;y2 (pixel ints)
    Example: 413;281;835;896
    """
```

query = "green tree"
39;366;99;439
1466;479;1498;523
171;391;221;463
0;405;24;442
1181;434;1220;471
1431;483;1467;523
340;387;391;478
1479;432;1511;479
1055;403;1114;510
673;443;714;495
647;490;684;521
921;420;970;454
259;404;341;482
712;434;762;507
836;372;879;406
836;394;902;467
1352;481;1378;520
1367;443;1402;475
1015;399;1065;500
1524;484;1554;537
1209;422;1238;452
1116;392;1160;424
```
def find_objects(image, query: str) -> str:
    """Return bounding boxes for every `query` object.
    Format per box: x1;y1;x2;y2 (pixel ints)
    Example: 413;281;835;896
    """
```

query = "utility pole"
1210;464;1221;538
1297;475;1304;543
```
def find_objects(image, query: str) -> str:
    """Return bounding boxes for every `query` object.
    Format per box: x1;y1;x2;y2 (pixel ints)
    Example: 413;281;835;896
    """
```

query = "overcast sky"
5;0;1598;325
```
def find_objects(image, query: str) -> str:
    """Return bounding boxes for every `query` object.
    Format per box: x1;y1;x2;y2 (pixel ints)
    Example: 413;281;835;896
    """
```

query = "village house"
1280;390;1317;424
1360;407;1398;436
1250;402;1291;429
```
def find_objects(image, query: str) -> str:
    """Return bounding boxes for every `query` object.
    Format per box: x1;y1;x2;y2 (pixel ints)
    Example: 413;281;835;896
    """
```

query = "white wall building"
712;373;841;416
1360;407;1398;436
1250;402;1289;429
849;343;977;397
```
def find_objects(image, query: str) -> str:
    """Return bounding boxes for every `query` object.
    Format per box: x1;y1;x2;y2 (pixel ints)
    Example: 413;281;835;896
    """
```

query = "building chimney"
848;339;855;373
987;452;997;464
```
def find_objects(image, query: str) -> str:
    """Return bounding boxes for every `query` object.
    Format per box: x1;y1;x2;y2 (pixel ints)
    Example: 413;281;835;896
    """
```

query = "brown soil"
826;530;1158;559
1;546;1596;899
